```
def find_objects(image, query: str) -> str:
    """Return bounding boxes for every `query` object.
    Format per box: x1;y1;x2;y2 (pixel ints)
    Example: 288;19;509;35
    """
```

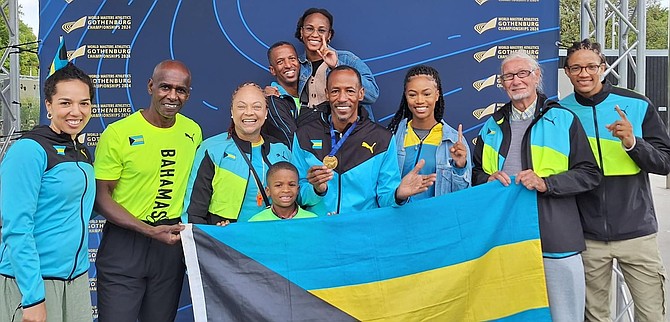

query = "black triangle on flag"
188;226;357;322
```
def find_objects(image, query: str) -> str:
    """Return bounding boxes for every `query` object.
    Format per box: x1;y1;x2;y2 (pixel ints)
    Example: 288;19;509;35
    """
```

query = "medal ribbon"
329;121;357;157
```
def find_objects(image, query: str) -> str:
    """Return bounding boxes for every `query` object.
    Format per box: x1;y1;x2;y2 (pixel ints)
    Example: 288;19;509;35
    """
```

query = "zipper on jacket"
590;105;609;239
68;140;88;280
410;124;438;172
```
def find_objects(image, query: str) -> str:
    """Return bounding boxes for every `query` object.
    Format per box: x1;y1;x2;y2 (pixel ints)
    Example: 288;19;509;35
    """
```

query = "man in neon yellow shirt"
94;60;202;322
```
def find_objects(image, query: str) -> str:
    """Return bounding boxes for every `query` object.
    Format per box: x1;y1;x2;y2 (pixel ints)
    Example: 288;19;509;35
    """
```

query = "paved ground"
651;174;670;269
615;174;670;321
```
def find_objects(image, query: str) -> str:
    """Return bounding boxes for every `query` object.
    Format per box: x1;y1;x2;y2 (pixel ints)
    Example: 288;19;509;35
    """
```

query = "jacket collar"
320;101;371;136
574;80;612;107
493;92;559;125
21;125;81;144
231;131;269;155
398;118;458;143
270;81;295;97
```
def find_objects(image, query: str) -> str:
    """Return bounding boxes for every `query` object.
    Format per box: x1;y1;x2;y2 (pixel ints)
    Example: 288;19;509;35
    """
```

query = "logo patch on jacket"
311;140;322;150
543;116;557;125
129;135;144;146
223;152;236;160
53;145;66;155
361;142;376;154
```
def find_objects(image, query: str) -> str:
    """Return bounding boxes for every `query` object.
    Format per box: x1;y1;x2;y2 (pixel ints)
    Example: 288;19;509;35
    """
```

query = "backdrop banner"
38;1;559;320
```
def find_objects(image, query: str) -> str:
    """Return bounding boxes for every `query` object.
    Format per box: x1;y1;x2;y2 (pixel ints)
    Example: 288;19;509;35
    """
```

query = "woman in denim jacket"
294;8;379;119
387;65;471;199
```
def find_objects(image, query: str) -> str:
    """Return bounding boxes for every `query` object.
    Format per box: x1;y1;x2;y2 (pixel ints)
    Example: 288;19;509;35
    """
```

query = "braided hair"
387;65;444;134
227;82;265;139
564;38;606;67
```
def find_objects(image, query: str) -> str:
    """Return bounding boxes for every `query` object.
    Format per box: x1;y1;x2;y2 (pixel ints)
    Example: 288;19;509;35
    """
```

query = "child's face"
266;169;299;208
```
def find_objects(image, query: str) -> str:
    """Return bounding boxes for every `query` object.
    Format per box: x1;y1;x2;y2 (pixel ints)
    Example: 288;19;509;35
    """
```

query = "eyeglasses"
566;64;603;75
302;25;329;36
500;69;534;81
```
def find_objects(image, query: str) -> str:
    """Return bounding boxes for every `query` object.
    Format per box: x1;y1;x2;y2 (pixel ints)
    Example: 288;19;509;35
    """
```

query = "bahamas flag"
182;182;550;321
48;36;68;77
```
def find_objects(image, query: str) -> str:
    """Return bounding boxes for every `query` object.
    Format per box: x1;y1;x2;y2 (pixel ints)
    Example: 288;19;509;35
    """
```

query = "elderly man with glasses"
472;50;601;322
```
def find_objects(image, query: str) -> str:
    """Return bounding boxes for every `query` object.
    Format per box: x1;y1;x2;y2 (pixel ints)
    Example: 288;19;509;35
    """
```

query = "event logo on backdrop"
39;0;558;320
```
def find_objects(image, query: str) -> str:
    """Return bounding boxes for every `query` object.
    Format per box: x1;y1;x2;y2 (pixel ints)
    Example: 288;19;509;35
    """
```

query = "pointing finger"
614;105;627;120
458;124;463;143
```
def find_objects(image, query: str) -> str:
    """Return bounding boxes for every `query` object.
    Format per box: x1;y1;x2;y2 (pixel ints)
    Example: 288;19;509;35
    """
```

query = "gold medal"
323;155;338;169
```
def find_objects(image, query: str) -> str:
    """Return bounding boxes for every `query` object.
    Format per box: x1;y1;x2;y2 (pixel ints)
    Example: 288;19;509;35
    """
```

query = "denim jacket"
298;47;379;118
394;119;471;195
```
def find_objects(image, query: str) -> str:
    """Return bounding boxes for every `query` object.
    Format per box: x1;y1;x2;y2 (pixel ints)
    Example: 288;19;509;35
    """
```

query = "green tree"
560;0;668;49
0;5;40;76
647;0;668;49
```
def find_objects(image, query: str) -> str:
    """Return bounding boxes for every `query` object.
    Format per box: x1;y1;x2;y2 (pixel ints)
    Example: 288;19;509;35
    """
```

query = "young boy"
249;161;317;221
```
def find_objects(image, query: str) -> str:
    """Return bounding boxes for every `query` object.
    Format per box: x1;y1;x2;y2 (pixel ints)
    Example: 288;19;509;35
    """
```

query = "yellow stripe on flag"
310;239;547;321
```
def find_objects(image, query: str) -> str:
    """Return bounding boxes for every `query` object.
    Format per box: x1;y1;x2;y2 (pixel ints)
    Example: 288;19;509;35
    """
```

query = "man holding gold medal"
291;65;436;216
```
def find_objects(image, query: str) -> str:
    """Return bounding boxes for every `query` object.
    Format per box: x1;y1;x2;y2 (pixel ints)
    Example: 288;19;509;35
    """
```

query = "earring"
47;112;52;120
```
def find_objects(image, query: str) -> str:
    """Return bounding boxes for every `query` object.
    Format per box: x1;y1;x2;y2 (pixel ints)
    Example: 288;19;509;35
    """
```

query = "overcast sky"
21;0;38;35
17;0;670;37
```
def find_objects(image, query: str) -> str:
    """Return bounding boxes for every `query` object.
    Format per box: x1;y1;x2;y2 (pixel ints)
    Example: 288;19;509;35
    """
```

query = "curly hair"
564;38;606;67
294;8;335;41
387;65;444;134
44;62;94;103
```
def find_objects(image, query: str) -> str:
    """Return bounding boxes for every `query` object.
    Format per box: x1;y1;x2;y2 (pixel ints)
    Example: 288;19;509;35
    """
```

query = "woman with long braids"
387;65;471;199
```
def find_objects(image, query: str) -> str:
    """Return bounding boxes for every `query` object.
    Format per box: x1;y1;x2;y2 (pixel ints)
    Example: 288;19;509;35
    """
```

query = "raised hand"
515;169;547;192
307;165;333;194
450;124;468;168
396;159;437;200
605;105;635;149
317;33;338;69
263;85;280;97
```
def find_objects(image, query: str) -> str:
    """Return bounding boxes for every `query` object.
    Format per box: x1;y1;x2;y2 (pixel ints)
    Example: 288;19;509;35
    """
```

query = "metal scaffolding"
0;0;20;138
580;0;647;93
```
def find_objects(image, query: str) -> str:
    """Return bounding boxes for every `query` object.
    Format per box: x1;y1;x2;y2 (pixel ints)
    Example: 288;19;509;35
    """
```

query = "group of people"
0;6;669;322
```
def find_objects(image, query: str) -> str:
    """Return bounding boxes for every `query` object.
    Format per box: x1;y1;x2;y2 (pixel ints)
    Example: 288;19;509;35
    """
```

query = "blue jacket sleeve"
0;139;47;307
450;139;472;192
182;142;214;224
337;50;379;105
376;138;402;208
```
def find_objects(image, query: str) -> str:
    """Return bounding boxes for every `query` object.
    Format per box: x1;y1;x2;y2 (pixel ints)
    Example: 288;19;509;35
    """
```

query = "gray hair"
500;50;543;94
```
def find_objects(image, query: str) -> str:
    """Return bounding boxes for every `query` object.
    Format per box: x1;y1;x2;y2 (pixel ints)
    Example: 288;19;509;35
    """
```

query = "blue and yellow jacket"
472;95;601;253
560;81;670;241
394;119;471;196
291;105;401;216
183;132;291;224
0;126;94;308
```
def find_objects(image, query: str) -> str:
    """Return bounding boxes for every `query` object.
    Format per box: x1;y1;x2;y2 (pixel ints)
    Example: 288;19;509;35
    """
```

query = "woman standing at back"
294;8;379;119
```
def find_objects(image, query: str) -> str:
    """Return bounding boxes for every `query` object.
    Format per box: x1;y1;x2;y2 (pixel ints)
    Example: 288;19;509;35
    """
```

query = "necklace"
271;204;298;220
